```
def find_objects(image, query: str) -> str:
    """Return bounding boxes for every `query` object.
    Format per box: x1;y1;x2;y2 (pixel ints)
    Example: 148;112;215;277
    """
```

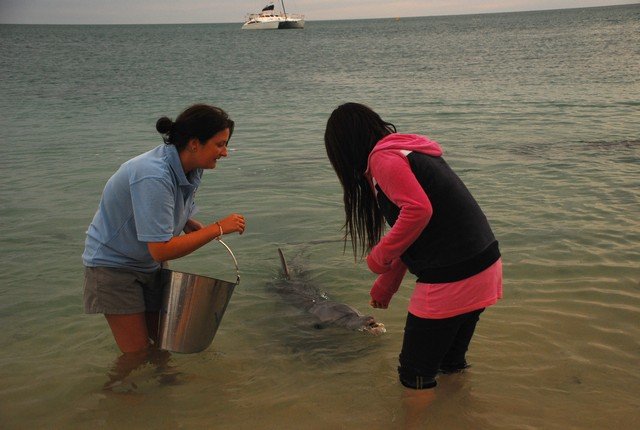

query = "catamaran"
241;1;305;30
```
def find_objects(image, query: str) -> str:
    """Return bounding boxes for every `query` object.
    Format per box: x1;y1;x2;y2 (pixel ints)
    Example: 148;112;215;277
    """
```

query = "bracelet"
216;222;223;236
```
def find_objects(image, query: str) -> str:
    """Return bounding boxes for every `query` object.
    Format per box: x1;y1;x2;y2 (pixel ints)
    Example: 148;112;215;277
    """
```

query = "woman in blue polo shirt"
83;103;246;356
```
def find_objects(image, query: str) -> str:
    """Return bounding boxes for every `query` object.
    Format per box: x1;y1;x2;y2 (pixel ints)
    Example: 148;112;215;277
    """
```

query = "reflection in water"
103;347;181;393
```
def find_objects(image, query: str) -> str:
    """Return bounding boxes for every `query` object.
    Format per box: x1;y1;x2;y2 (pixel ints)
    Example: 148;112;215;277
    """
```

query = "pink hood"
365;134;443;176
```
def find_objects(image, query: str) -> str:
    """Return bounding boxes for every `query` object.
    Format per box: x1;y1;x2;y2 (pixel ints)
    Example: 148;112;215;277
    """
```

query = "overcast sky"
0;0;636;24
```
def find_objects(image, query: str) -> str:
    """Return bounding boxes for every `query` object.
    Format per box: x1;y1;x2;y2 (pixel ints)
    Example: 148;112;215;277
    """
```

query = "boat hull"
278;20;304;29
242;19;304;30
242;20;280;30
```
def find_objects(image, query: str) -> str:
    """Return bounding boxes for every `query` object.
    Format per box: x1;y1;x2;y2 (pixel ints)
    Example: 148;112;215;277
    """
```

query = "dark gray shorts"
83;266;164;314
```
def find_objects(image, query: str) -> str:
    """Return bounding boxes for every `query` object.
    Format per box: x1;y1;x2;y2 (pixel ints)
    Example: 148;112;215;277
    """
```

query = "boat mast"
280;0;287;18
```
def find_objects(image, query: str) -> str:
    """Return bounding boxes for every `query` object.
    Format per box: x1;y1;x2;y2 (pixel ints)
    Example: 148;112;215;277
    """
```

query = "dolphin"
274;248;386;335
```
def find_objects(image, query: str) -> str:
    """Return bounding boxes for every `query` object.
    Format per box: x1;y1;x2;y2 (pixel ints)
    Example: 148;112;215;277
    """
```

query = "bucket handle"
216;238;240;285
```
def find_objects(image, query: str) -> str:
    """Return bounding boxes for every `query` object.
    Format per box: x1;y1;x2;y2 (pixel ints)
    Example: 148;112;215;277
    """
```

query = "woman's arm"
369;258;408;308
183;218;205;234
147;213;245;262
367;150;432;273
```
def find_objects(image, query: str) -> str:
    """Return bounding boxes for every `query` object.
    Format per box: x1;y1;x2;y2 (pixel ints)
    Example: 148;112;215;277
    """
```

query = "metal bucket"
157;239;240;353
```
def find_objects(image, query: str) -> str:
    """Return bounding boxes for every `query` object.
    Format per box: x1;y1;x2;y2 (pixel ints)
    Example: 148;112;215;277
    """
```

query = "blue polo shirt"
83;144;201;272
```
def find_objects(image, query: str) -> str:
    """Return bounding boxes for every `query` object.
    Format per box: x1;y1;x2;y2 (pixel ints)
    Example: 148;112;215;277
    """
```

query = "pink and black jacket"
365;133;500;291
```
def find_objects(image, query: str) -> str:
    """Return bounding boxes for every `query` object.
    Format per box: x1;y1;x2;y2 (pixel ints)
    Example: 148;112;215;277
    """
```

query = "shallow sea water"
1;4;639;429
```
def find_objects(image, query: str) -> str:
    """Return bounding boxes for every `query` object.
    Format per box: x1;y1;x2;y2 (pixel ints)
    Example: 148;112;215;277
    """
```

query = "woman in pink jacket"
324;103;502;396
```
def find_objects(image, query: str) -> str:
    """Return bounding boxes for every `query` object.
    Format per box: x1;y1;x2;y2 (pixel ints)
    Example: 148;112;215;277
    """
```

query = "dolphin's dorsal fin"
277;248;291;280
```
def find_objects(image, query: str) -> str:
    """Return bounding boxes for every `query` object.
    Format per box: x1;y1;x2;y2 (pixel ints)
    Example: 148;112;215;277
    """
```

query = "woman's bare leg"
402;388;436;429
103;313;151;390
105;312;151;353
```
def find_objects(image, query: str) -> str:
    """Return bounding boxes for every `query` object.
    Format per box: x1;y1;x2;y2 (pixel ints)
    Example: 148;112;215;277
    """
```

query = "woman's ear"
188;138;199;153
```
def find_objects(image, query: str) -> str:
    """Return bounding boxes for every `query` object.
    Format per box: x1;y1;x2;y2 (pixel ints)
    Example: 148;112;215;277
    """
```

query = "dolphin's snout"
362;320;386;336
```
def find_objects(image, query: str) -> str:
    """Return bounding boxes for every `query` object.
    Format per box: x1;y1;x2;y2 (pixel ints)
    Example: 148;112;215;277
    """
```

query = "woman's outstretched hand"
217;213;246;235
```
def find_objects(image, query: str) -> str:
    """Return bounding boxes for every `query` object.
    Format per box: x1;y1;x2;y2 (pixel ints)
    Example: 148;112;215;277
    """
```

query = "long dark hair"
324;102;396;258
155;104;234;151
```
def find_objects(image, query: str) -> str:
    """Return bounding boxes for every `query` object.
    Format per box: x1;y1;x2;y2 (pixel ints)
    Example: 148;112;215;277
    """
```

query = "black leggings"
398;308;484;389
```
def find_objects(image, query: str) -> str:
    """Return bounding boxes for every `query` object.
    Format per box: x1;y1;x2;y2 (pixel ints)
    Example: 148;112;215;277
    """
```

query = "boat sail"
241;1;305;30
